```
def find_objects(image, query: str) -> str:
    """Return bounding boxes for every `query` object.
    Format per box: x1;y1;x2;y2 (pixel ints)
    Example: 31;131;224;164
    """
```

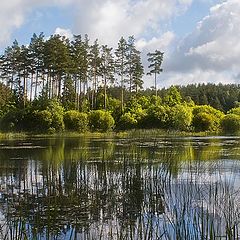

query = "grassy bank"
0;129;222;140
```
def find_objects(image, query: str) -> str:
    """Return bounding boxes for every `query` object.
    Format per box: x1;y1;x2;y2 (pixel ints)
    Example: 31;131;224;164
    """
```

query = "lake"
0;135;240;239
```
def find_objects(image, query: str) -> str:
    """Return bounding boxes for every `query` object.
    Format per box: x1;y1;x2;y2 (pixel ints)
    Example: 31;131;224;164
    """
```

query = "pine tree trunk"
155;72;157;97
104;76;107;110
35;70;39;99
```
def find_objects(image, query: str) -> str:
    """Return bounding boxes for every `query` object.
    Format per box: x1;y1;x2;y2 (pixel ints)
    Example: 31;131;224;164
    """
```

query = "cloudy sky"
0;0;239;88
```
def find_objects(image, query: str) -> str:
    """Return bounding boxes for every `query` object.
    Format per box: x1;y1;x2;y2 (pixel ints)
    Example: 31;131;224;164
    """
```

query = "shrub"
221;114;240;133
143;105;167;129
192;105;224;132
89;110;115;132
64;111;88;132
169;105;193;131
228;107;240;116
0;108;33;131
192;112;214;131
46;99;65;131
118;112;137;130
33;110;52;132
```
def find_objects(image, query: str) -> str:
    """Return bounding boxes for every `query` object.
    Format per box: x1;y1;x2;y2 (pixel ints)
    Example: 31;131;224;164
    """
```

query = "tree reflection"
0;136;240;239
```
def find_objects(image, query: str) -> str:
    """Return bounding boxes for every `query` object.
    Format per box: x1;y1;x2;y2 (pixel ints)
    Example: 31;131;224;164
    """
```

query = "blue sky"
0;0;238;88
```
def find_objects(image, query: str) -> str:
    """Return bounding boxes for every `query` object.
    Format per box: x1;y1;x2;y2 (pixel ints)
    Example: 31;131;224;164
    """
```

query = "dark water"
0;135;240;239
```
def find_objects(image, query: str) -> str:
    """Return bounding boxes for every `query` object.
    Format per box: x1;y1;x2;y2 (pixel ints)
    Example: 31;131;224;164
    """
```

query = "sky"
0;0;239;88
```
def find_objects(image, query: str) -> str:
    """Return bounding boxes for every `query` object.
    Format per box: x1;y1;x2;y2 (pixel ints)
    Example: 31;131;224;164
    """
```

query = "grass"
0;129;219;140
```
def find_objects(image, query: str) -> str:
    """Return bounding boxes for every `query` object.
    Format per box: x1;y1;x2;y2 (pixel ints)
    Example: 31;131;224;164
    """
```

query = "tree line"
0;33;163;111
1;33;240;134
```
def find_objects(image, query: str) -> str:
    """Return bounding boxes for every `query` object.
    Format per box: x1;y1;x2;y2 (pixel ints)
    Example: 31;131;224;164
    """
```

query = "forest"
0;33;240;134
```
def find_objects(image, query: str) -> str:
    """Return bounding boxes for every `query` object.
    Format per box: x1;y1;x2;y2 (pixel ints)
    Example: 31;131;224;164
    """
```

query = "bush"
0;108;34;131
64;111;88;132
169;105;193;131
46;99;65;131
143;105;168;129
221;114;240;133
118;112;137;130
228;107;240;116
33;110;53;132
89;110;115;132
192;112;215;132
192;105;224;132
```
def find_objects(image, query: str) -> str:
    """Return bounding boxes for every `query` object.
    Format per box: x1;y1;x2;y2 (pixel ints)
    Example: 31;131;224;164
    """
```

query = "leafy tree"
0;83;15;116
168;105;193;131
28;33;45;100
118;112;137;130
147;50;164;97
132;53;144;93
44;35;72;98
228;107;240;115
126;36;143;94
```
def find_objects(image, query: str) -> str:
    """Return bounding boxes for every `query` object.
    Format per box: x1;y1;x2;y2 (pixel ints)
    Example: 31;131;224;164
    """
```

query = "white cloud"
73;0;192;46
54;27;73;40
136;32;175;52
164;0;240;86
0;0;73;47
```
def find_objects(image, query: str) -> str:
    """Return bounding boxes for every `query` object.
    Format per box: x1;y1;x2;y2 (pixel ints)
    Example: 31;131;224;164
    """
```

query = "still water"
0;135;240;239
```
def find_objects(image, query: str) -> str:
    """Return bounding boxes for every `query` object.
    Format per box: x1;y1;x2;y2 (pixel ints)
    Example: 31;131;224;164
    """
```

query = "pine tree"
89;39;101;109
132;53;144;93
126;36;143;95
147;50;164;97
29;33;45;100
115;37;128;112
100;45;115;109
44;35;72;98
71;34;89;110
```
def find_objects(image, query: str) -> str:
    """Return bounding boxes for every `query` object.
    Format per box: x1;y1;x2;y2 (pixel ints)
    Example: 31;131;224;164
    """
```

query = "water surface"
0;135;240;239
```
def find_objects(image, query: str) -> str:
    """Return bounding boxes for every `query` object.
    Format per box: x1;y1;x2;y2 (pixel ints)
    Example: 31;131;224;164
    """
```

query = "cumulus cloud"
73;0;192;46
166;0;240;73
162;0;240;86
0;0;73;46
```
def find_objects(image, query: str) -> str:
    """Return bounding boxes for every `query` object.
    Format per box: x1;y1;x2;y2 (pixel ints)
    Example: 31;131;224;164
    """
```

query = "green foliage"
192;112;215;132
64;111;88;132
168;105;193;131
89;110;115;132
142;105;167;128
62;77;76;110
0;108;33;132
192;105;224;132
44;99;64;131
163;86;183;106
228;107;240;115
0;83;15;117
32;98;65;133
221;114;240;133
107;97;122;122
33;110;53;132
118;112;137;130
